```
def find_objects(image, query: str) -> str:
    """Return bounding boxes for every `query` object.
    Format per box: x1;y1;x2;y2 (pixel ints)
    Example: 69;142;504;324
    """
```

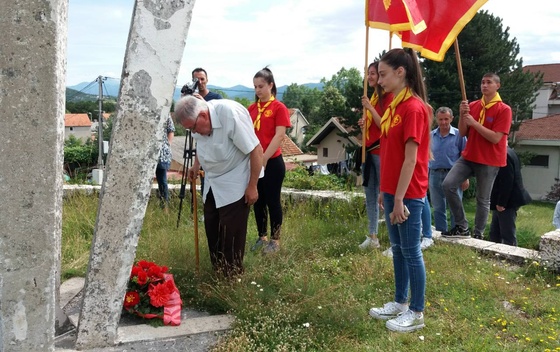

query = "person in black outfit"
489;146;532;246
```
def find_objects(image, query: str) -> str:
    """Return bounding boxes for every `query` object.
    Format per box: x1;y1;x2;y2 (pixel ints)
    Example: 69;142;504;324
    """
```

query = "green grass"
62;192;559;351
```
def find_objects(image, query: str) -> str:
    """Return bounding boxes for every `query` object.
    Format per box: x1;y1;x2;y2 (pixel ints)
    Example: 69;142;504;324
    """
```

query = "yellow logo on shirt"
391;114;402;127
264;110;273;118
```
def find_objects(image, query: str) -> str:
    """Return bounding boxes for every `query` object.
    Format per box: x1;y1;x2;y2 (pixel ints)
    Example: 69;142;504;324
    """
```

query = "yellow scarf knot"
479;92;502;126
254;96;275;131
380;88;412;137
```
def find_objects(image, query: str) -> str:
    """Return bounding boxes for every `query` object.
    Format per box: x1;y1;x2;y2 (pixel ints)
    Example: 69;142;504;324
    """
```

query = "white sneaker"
369;301;408;320
359;236;380;250
420;237;434;250
382;247;393;258
386;309;425;332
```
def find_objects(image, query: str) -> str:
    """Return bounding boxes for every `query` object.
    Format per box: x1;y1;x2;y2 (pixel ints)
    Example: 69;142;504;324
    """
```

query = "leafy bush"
544;182;560;202
283;165;352;191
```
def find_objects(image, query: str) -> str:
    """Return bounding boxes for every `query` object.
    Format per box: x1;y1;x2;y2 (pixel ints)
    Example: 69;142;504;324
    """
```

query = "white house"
306;117;360;166
514;114;560;200
523;63;560;119
64;113;92;141
287;108;309;147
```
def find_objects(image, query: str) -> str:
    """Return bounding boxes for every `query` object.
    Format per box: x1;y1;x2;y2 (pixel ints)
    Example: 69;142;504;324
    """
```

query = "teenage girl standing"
248;67;292;254
368;48;431;332
358;61;393;250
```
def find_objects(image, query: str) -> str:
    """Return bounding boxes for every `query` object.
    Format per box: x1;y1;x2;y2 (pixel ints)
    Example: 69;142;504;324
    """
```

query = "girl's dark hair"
368;61;386;108
253;66;277;102
380;48;427;102
380;48;431;134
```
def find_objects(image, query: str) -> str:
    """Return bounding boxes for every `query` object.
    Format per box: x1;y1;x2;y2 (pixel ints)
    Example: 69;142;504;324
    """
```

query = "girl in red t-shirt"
357;61;393;250
368;48;430;333
248;67;291;254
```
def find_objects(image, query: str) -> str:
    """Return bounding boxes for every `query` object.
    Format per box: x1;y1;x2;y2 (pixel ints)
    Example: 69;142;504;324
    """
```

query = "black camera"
181;78;199;95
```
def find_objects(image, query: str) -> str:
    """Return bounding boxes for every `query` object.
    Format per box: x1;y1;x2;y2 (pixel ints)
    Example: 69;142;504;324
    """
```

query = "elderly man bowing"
175;96;263;277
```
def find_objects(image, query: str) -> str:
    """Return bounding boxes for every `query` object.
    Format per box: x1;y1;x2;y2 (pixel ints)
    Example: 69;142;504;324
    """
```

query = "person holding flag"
358;61;393;250
368;48;430;332
248;67;292;254
442;73;512;240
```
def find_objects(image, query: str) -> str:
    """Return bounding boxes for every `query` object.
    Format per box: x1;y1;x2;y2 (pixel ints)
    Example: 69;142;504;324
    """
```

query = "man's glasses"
191;115;199;133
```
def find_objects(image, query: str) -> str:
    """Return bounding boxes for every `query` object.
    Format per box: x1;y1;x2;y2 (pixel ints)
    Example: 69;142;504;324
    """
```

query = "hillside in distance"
67;79;324;102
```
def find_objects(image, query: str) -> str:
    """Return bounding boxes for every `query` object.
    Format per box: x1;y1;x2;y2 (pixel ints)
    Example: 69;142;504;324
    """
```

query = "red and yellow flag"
366;0;426;34
366;0;488;62
399;0;488;61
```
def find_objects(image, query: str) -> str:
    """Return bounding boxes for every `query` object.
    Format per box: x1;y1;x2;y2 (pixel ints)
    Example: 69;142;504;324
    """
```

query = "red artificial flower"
130;265;141;278
124;291;140;308
148;282;172;307
147;264;168;280
136;270;148;285
138;260;155;270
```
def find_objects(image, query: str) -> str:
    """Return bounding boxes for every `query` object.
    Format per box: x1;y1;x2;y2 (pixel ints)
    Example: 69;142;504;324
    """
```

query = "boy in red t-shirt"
442;73;512;239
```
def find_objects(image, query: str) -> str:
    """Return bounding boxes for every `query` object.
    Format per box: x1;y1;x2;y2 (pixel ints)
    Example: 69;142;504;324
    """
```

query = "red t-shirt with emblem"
461;100;512;167
248;99;292;158
380;96;430;199
366;92;394;155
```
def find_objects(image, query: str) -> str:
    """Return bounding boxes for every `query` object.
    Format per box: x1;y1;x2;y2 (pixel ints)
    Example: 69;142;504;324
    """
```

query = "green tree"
234;97;252;108
423;10;542;139
282;83;323;120
63;135;97;178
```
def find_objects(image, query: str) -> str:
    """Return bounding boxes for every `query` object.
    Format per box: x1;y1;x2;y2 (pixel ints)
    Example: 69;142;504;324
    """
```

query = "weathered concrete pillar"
75;0;196;349
0;0;68;351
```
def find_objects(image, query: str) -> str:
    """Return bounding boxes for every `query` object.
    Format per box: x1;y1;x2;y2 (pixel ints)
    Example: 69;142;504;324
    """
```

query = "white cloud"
66;0;560;89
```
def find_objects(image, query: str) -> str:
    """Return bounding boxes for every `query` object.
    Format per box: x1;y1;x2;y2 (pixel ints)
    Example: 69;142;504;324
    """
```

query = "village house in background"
288;108;309;147
64;113;92;141
524;64;560;119
306;116;360;166
512;64;560;200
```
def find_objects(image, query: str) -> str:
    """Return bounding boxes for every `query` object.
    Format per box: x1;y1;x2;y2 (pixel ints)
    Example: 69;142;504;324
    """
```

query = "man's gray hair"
435;106;453;117
175;95;208;125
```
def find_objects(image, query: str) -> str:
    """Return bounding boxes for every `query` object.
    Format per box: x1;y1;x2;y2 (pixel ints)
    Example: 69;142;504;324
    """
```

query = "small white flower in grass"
257;284;261;288
303;323;310;328
318;306;322;309
251;281;256;285
260;288;263;292
419;336;425;341
436;333;441;336
237;278;241;283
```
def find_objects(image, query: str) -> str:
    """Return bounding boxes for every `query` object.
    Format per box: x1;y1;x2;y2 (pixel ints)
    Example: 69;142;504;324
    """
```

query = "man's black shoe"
441;226;471;239
473;233;483;240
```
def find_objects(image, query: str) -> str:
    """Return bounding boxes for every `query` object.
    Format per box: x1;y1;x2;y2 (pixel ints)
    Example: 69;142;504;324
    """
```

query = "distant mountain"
67;80;324;102
66;87;100;102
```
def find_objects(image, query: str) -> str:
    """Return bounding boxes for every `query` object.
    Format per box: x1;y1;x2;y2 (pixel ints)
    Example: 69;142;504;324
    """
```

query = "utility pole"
91;76;106;185
96;75;105;168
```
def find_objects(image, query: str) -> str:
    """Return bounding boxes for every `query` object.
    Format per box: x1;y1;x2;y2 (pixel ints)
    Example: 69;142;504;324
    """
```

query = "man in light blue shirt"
429;107;469;233
175;96;263;277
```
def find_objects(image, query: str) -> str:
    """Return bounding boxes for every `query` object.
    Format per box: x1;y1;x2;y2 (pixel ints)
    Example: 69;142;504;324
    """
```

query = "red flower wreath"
123;260;182;326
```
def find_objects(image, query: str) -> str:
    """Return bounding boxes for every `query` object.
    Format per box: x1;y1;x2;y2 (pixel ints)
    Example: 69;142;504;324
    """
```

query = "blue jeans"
156;161;170;203
429;169;463;232
362;154;380;234
442;157;499;237
384;194;426;312
422;196;432;239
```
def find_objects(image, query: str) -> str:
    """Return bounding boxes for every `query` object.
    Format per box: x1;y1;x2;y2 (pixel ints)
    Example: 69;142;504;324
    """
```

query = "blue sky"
66;0;560;88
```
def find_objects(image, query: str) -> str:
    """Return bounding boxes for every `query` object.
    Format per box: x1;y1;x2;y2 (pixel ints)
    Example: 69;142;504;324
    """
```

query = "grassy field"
62;192;559;351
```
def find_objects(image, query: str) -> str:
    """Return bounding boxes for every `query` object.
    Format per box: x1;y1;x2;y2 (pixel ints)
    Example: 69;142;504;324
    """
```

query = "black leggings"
254;155;285;240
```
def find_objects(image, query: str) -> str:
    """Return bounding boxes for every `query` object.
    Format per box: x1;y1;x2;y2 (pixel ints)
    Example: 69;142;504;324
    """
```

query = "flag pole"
362;24;369;163
454;39;467;101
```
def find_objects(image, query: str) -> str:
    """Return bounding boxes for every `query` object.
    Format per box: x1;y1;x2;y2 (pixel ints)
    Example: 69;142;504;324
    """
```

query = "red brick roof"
281;134;303;156
64;113;92;127
516;114;560;141
523;63;560;83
